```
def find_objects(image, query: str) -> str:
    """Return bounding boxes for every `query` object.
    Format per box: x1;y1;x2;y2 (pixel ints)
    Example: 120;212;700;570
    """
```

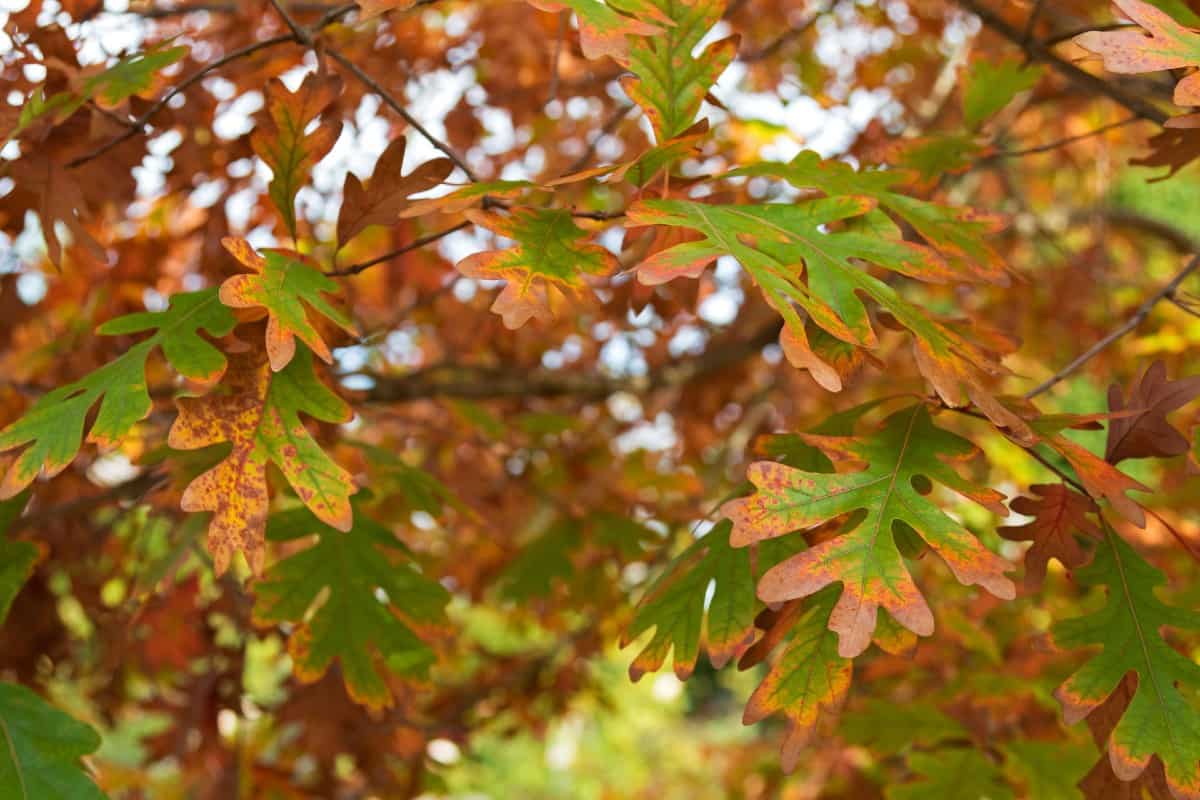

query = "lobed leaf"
0;682;108;800
336;136;454;248
1075;0;1200;106
0;290;235;498
722;404;1015;658
622;520;802;680
620;0;736;141
999;483;1102;590
84;43;188;109
887;748;1013;800
1052;526;1200;800
527;0;667;62
251;73;343;240
220;237;358;372
456;207;617;328
1106;360;1200;464
168;346;356;575
253;504;450;710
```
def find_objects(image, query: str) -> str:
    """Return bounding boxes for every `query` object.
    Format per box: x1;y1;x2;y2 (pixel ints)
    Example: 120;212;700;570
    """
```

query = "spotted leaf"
1075;0;1200;106
168;346;356;575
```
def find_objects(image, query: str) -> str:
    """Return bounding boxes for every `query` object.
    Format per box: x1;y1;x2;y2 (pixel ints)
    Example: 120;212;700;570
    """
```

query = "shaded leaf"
1052;526;1200;800
0;682;107;800
251;74;343;239
336;136;453;247
497;519;580;601
0;290;235;498
457;208;617;328
722;404;1014;658
220;237;358;372
0;493;36;626
168;346;357;575
999;483;1102;590
1106;360;1200;463
622;520;802;680
84;43;188;108
1002;739;1096;800
254;504;449;710
10;155;105;267
886;748;1013;800
962;58;1043;129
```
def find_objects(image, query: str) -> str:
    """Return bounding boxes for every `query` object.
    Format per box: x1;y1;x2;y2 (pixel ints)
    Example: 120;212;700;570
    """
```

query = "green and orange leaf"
621;0;736;141
220;237;358;372
251;73;343;239
457;207;617;328
168;346;356;575
1052;525;1200;800
1075;0;1200;106
722;404;1014;658
527;0;667;62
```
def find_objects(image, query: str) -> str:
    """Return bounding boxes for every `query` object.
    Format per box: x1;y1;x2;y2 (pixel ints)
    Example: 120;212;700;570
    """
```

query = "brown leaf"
336;137;453;247
1106;360;1200;464
999;483;1101;590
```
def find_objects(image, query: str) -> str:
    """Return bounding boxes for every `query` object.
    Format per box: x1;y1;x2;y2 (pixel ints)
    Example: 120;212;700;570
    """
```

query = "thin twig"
268;0;312;44
560;103;635;176
329;220;471;276
1025;254;1200;398
955;0;1169;125
324;47;479;181
986;116;1141;160
741;1;832;62
67;2;357;169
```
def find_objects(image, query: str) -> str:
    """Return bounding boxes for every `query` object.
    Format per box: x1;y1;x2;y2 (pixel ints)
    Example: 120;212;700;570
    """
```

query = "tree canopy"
2;0;1200;797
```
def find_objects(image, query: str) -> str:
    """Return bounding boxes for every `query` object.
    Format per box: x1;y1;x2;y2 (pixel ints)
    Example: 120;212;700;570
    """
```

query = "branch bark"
362;322;781;403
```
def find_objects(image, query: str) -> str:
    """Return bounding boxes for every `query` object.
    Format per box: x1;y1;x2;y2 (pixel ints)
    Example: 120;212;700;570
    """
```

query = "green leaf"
457;208;617;329
0;493;36;626
620;0;736;141
1051;525;1200;799
169;346;357;575
0;289;235;499
253;504;450;710
1002;739;1094;800
723;404;1015;658
625;194;1014;421
886;747;1013;800
742;586;852;772
84;43;188;108
497;519;581;601
622;519;802;680
962;59;1043;129
841;701;968;753
220;238;358;372
0;682;107;800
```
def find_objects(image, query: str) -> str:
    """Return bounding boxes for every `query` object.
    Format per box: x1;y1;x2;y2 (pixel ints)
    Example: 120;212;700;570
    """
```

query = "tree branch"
67;3;358;169
329;220;471;276
362;322;781;403
1025;253;1200;398
955;0;1169;125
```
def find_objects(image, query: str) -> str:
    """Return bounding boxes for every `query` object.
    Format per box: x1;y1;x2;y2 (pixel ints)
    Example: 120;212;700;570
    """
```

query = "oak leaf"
961;58;1043;129
722;404;1015;658
527;0;667;63
1052;526;1200;800
621;0;736;141
253;504;449;710
251;73;343;240
168;346;356;575
336;136;453;248
0;289;236;498
220;238;359;372
1075;0;1200;106
887;748;1013;800
0;682;107;800
999;483;1102;590
623;519;803;680
456;207;617;329
1106;360;1200;463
